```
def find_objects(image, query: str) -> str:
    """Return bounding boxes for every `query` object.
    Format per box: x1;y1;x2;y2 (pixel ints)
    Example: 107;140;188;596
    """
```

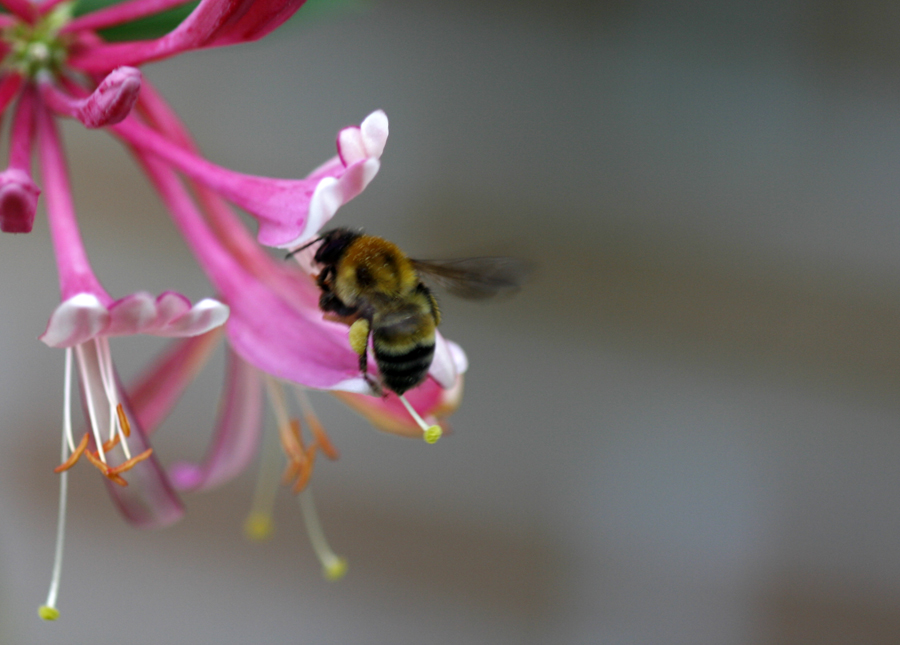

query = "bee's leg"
348;318;382;396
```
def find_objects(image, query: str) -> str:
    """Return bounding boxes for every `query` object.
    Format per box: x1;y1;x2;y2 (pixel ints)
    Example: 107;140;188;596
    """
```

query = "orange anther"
306;415;339;461
83;449;129;487
108;448;153;476
101;433;121;453
116;404;131;438
53;433;90;473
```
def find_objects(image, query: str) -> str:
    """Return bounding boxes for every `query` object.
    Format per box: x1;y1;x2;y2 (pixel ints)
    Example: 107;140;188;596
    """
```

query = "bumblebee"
296;227;529;396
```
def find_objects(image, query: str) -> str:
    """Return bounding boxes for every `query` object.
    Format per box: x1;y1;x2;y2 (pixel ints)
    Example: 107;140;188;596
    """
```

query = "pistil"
398;394;442;444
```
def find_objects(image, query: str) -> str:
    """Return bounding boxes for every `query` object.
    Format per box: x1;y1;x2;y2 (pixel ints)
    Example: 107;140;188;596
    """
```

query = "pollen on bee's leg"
398;394;442;444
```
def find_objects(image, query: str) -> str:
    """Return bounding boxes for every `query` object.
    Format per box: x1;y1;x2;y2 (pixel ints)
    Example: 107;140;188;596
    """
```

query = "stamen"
62;347;75;453
96;339;132;460
280;419;316;494
298;489;347;581
116;403;131;437
53;432;87;473
82;449;129;486
292;386;339;460
74;343;106;465
265;376;315;493
398;394;442;444
107;448;153;476
244;413;282;542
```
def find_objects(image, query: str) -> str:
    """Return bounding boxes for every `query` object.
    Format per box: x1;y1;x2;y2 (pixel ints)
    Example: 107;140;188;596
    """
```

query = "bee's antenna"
285;236;322;261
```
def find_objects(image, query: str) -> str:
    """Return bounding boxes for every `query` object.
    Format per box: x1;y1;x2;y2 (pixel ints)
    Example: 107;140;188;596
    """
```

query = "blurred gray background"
5;0;900;642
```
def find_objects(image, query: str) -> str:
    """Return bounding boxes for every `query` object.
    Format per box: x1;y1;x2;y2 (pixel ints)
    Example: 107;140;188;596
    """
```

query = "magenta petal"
77;67;142;128
0;168;39;233
68;0;300;71
169;348;263;491
113;112;385;249
258;158;380;248
207;0;306;46
40;293;109;348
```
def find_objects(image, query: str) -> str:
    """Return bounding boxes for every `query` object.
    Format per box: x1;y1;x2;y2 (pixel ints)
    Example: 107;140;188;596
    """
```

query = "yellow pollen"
243;512;275;542
38;605;60;621
423;426;442;444
323;557;348;581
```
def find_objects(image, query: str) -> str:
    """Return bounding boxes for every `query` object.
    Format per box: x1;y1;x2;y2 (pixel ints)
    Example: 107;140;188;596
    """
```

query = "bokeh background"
4;0;900;642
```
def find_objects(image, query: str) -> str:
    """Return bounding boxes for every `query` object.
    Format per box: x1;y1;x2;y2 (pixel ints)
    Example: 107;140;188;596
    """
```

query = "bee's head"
314;228;362;265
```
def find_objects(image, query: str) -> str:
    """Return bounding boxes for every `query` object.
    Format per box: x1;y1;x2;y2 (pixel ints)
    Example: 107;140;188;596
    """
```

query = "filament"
298;488;347;581
95;338;131;460
243;414;282;542
74;342;106;464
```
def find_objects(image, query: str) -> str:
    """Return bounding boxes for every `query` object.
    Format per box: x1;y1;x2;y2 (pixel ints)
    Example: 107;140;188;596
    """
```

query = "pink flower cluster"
0;0;467;620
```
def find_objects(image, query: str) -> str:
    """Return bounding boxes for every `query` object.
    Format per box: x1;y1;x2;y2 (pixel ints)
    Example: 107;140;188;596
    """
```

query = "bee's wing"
410;257;534;300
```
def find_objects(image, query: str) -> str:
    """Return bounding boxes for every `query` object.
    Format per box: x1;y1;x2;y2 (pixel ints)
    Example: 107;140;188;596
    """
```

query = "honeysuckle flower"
0;0;472;622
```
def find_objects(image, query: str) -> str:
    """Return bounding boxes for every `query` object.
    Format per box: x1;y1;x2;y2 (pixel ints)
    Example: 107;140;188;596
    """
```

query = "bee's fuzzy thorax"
339;235;419;298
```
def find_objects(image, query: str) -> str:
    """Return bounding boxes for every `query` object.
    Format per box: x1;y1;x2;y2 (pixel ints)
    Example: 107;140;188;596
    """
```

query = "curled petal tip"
0;168;39;233
78;67;142;128
40;293;109;348
337;110;388;166
266;158;380;249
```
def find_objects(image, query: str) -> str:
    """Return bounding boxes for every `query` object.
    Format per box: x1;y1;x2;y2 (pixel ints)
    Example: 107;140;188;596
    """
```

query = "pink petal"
40;293;109;348
129;329;222;435
169;348;264;491
428;334;466;389
153;296;229;336
337;110;388;166
332;375;465;439
272;158;380;249
112;111;385;249
104;291;158;335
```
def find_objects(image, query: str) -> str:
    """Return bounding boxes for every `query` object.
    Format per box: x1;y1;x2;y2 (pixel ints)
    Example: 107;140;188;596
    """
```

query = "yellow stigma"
243;512;274;541
398;394;442;444
423;425;442;444
38;605;60;621
323;557;349;581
